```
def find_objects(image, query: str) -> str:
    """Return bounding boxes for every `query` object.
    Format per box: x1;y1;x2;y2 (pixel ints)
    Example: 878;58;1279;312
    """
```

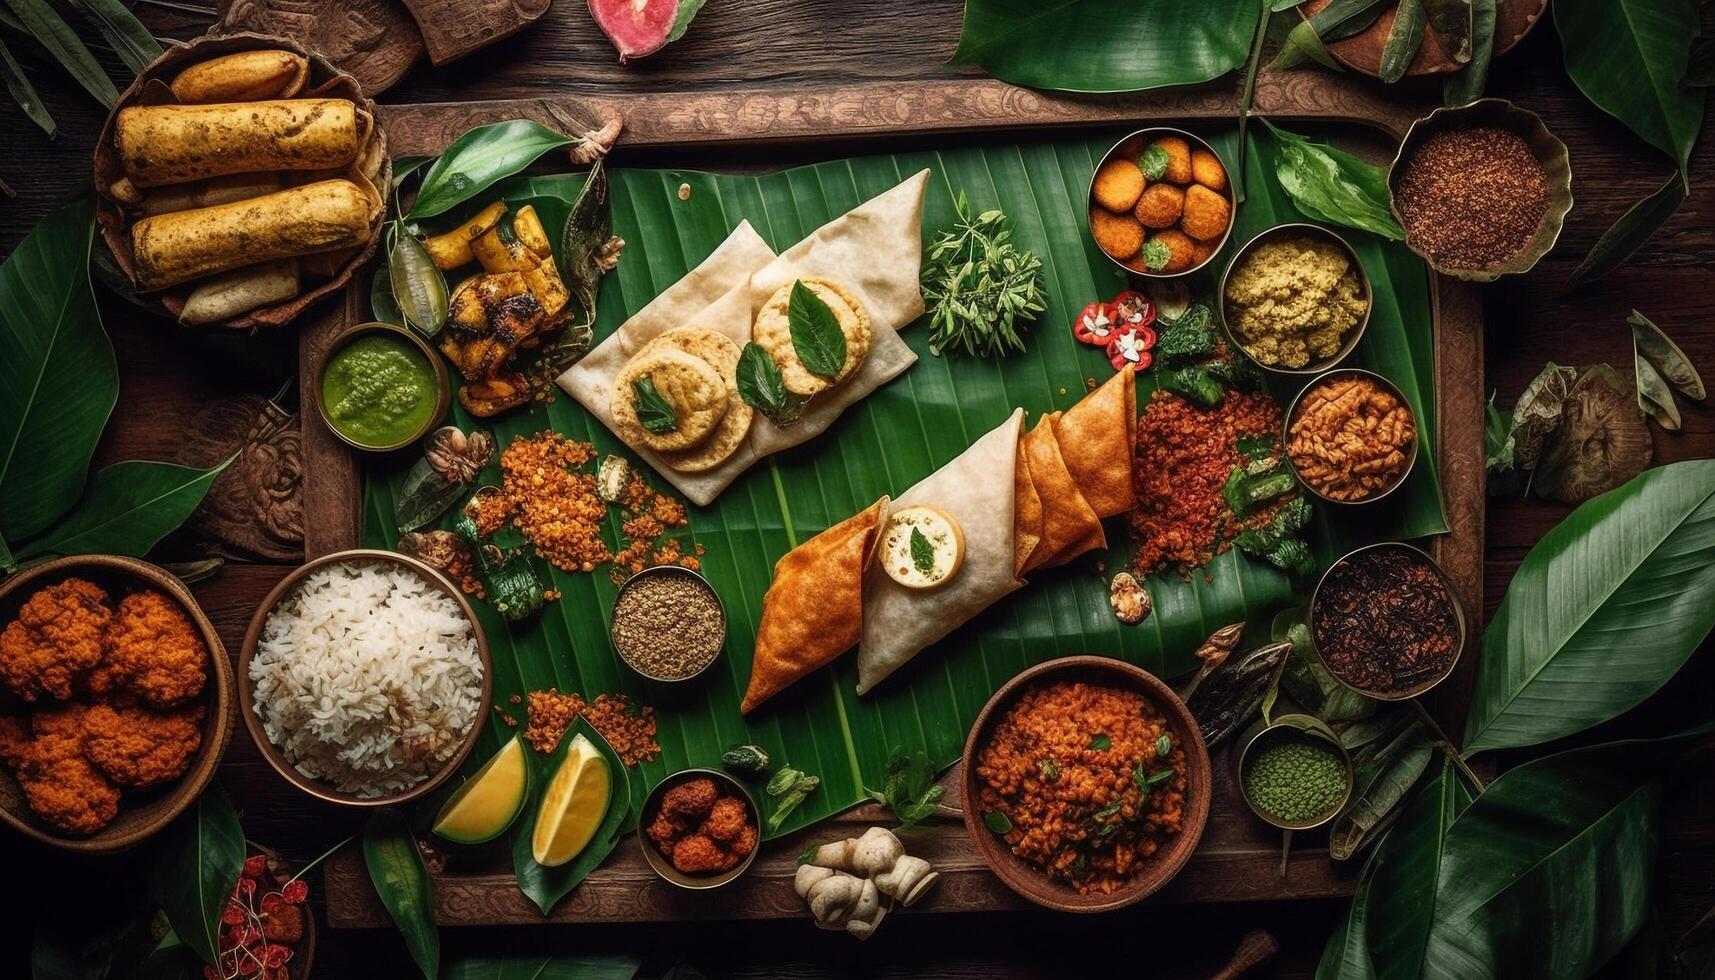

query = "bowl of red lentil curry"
962;656;1210;912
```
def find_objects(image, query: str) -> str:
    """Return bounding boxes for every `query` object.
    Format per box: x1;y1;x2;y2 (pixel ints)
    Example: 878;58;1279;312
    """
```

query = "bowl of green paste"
315;321;450;452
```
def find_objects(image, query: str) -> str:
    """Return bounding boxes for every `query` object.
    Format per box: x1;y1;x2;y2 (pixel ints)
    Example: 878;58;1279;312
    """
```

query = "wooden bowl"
1298;0;1547;79
237;549;491;807
91;31;390;330
637;768;761;889
960;656;1212;913
0;555;235;853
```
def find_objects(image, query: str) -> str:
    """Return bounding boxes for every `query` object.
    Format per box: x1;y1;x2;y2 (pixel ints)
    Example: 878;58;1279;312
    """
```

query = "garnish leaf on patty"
736;341;804;425
632;376;679;434
909;527;936;576
787;280;848;379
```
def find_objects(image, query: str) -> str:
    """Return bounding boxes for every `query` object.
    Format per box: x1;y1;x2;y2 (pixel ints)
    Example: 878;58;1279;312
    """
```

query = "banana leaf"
14;458;229;562
444;956;641;980
1363;754;1474;980
1317;850;1380;980
364;126;1446;838
1555;0;1706;174
1464;460;1715;754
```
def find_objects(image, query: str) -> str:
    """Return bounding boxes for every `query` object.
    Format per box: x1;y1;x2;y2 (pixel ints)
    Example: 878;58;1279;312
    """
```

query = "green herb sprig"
787;280;848;378
865;748;945;828
909;527;935;576
632;376;679;435
736;342;804;426
921;191;1046;359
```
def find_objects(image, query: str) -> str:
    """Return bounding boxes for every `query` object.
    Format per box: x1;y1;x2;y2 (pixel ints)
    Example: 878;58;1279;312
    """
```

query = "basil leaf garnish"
1138;144;1170;180
909;527;935;576
983;810;1013;834
736;341;804;425
787;280;847;379
1089;734;1112;751
632;376;678;434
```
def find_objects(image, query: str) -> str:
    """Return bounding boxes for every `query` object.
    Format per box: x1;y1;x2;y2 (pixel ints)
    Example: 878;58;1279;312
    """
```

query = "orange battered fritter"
83;702;205;789
0;578;111;702
103;591;207;708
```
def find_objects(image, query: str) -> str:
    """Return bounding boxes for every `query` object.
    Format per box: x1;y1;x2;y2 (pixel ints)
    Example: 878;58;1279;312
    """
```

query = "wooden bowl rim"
959;655;1212;913
0;554;235;854
236;548;492;808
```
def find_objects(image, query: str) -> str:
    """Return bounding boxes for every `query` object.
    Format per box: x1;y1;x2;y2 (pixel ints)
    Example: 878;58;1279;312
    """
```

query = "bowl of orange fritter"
0;555;233;852
639;768;761;889
962;656;1211;912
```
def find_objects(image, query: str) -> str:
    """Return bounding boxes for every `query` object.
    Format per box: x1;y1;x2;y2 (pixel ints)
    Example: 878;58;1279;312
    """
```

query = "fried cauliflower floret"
671;833;736;874
1191;148;1228;192
104;591;207;708
8;731;120;836
1089;208;1144;261
1181;184;1232;241
83;702;204;789
1152;137;1193;184
0;579;111;702
698;795;751;844
1134;183;1185;229
660;776;719;820
1090;159;1145;213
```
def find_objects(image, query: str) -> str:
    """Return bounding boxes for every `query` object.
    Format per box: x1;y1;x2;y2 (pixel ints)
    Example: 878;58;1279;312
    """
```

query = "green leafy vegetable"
1555;0;1706;174
765;767;820;832
1088;733;1112;751
1261;118;1403;240
909;527;935;576
864;748;945;828
1155;734;1173;757
983;810;1013;834
921;193;1045;358
452;512;546;621
1568;171;1687;288
408;120;574;220
364;809;439;979
1379;0;1427;84
722;743;772;775
632;376;679;435
150;787;244;968
735;341;804;426
14;458;228;563
787;280;847;378
512;719;631;915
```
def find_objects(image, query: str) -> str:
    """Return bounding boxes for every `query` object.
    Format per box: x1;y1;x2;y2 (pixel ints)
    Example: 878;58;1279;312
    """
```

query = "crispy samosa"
1054;366;1138;518
1017;412;1106;575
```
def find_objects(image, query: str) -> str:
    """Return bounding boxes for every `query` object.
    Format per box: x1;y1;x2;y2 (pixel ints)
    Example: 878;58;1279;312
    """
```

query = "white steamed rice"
251;561;482;798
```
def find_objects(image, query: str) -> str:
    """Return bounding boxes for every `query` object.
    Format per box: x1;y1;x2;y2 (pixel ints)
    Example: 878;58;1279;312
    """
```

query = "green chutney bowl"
312;320;451;453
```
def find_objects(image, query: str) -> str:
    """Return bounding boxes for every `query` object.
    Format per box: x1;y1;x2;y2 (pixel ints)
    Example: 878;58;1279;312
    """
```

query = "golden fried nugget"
1089;207;1144;261
660;776;720;820
1127;230;1198;275
1134;183;1185;229
1191;238;1220;268
1091;159;1146;213
1181;184;1232;241
1191;149;1228;192
1153;137;1193;185
699;795;751;844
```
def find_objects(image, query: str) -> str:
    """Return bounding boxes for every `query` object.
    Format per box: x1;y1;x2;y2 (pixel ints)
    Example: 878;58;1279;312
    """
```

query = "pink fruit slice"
589;0;680;62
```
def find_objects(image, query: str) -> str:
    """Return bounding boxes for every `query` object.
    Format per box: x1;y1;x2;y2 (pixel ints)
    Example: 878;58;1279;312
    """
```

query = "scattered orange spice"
523;689;660;767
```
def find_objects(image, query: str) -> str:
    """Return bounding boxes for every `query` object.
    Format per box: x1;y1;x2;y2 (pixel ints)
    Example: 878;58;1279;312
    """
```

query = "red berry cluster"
206;853;308;980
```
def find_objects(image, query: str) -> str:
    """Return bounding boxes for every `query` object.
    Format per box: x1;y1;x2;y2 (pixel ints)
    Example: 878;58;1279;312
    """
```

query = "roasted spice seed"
1395;127;1547;271
612;571;726;680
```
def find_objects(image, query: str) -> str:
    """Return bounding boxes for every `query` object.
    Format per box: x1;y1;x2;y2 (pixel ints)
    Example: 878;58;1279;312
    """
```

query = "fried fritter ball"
83;702;204;789
261;902;305;944
103;590;207;708
1191;239;1220;268
725;821;759;859
699;795;751;844
1152;137;1193;184
660;776;719;820
1127;230;1198;275
1191;148;1228;192
646;809;687;855
0;578;110;702
30;702;90;741
0;715;30;768
1089;208;1144;261
7;732;120;836
671;833;737;874
1091;159;1146;213
1134;183;1185;229
1181;184;1232;241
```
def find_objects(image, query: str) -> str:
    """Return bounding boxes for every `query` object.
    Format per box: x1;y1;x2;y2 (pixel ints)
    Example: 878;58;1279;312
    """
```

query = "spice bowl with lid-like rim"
1235;713;1353;831
310;320;451;454
1088;126;1238;279
609;565;728;684
637;767;760;889
1217;222;1372;378
1283;367;1419;506
1308;542;1467;702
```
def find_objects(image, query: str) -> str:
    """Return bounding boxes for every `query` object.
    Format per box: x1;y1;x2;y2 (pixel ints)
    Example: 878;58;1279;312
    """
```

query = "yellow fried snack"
115;99;362;188
1191;239;1220;268
1191;149;1229;192
1181;184;1232;242
1091;159;1146;213
752;278;872;398
169;50;308;103
1152;137;1193;185
1134;183;1185;229
1089;207;1144;261
1151;230;1198;274
423;202;506;270
613;345;729;453
644;329;754;473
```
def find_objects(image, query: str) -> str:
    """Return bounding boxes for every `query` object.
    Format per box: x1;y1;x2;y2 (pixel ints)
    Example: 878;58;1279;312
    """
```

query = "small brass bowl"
1088;126;1237;280
609;565;728;685
638;768;760;890
311;321;451;454
1308;542;1467;702
1217;222;1372;377
1387;98;1573;282
1283;367;1419;506
1235;714;1353;831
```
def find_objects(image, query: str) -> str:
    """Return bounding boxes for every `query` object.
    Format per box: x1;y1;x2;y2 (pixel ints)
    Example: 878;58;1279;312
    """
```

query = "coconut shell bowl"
0;555;235;854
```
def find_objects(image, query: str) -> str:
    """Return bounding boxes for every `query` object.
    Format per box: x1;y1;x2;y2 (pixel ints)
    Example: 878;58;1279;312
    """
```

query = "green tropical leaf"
444;955;642;980
1567;171;1687;289
667;0;706;42
511;718;631;915
1363;754;1475;980
0;32;52;135
949;0;1265;94
0;197;116;552
1421;726;1713;979
0;0;117;106
408;120;574;220
15;458;228;561
1465;460;1715;754
363;809;439;980
150;787;245;967
1441;0;1495;106
1260;119;1403;240
1555;0;1706;172
1317;851;1379;979
68;0;162;74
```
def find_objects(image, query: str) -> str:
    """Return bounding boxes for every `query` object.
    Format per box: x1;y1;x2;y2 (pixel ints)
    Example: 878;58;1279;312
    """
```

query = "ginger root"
794;827;938;940
794;866;886;940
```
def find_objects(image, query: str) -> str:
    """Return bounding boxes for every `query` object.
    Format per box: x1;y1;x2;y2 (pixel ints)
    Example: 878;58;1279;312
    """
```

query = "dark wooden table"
3;2;1713;977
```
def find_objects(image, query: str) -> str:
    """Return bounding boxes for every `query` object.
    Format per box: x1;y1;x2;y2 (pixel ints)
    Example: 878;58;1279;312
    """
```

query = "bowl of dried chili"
1308;542;1466;701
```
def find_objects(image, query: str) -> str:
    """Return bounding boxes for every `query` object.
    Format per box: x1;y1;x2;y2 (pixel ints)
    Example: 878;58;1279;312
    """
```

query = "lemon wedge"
432;735;529;844
530;734;611;867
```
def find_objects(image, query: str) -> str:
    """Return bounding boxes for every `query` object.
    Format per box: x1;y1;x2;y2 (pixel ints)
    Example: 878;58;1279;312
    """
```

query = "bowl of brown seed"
1387;98;1573;282
610;565;728;683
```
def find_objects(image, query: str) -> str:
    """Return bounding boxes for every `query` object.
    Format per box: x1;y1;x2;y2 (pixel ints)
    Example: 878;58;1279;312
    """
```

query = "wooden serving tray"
312;71;1485;927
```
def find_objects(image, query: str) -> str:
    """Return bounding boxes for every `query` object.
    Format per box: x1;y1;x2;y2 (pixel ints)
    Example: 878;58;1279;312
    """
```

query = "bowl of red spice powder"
1387;98;1572;282
1309;542;1466;701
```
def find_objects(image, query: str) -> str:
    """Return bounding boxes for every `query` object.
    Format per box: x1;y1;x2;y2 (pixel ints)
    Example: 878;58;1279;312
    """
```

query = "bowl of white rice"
239;550;490;806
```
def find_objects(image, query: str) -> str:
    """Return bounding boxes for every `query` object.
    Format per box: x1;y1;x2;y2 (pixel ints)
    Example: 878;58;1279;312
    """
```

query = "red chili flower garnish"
243;855;268;878
1110;289;1157;331
1107;325;1157;371
282;880;309;904
1071;301;1116;347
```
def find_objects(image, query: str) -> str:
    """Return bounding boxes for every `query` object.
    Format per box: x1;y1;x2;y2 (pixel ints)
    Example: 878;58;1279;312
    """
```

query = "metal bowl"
1235;714;1353;831
609;565;728;684
638;768;761;889
311;321;451;453
1217;222;1372;377
1387;98;1574;282
238;549;491;807
1283;367;1420;506
1088;126;1237;279
1308;542;1468;702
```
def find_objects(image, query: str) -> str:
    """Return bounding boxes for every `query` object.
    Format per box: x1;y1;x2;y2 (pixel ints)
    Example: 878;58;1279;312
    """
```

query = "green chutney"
320;332;439;447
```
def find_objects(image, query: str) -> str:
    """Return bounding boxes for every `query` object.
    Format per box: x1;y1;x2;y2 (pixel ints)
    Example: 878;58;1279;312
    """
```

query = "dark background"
1;1;1712;977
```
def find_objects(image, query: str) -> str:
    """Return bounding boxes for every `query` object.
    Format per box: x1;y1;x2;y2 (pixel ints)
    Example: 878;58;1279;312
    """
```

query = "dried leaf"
1568;172;1687;288
1628;310;1705;400
1634;349;1682;431
1533;365;1653;504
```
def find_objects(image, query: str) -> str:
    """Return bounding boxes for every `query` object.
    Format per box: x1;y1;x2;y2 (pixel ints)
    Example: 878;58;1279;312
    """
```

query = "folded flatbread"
560;170;930;506
742;497;888;714
1054;366;1138;519
116;99;365;188
1017;412;1106;575
856;410;1026;695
